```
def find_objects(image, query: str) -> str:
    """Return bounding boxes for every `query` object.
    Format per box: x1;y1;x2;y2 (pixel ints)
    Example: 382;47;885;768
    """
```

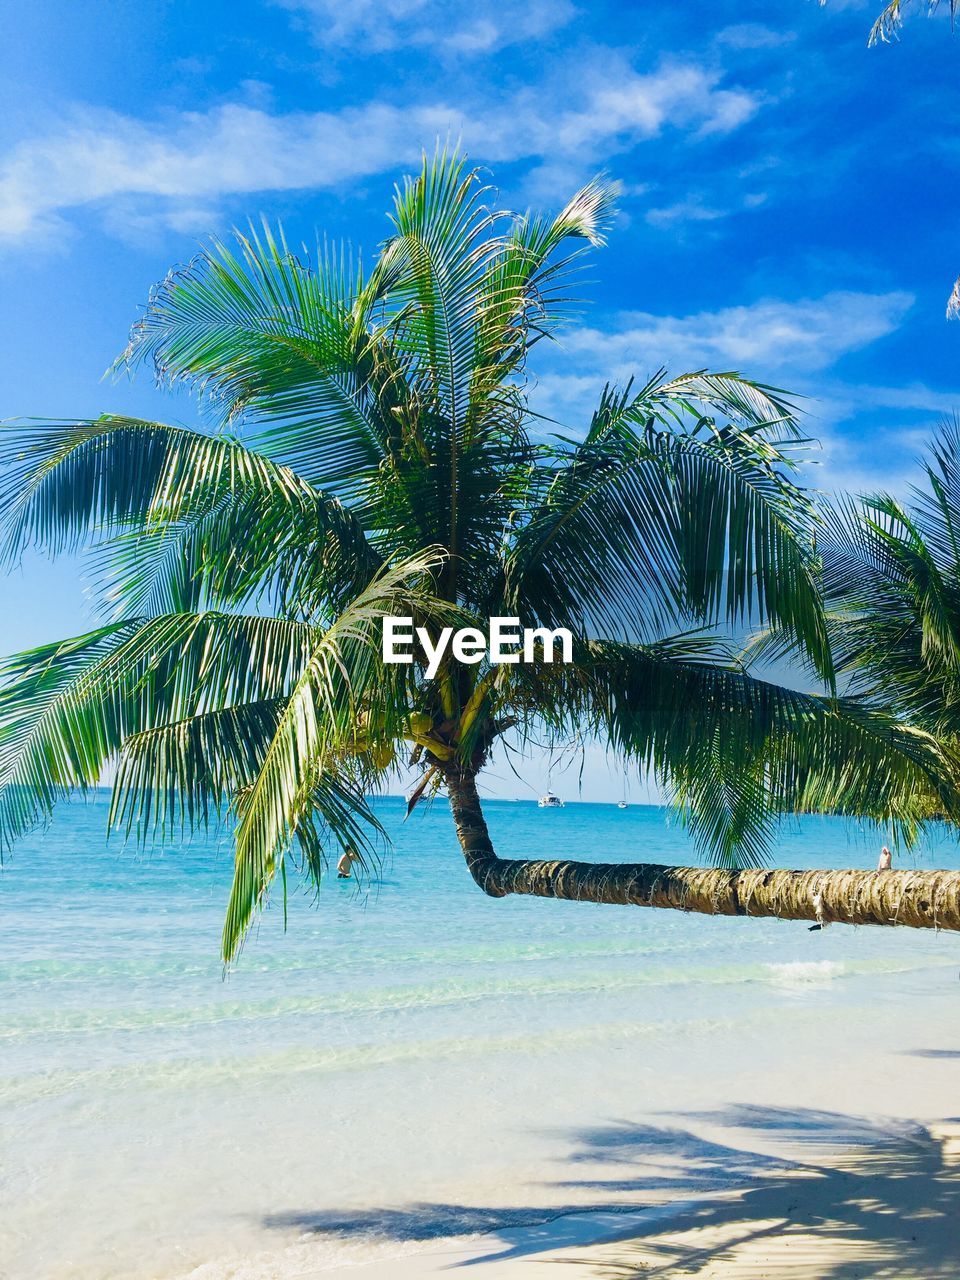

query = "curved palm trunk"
445;767;960;932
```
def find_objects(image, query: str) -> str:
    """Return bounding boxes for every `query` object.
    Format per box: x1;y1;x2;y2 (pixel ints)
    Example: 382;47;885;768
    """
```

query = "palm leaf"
120;226;389;496
506;381;830;675
510;637;953;864
222;549;449;959
0;612;315;848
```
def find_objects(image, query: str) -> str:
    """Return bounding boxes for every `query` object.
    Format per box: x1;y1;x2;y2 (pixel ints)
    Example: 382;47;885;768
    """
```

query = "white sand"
312;1058;960;1279
10;921;960;1279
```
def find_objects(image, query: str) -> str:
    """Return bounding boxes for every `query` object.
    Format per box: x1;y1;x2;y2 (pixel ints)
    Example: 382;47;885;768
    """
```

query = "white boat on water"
617;800;628;810
538;791;564;808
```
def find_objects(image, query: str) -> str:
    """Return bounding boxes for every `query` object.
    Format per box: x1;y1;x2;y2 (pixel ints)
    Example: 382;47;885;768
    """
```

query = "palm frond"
384;147;496;438
506;380;830;675
864;0;958;43
0;415;380;617
802;429;960;737
0;612;315;848
508;637;954;865
120;226;389;496
0;416;295;555
110;699;284;839
472;176;619;380
222;549;449;960
90;477;380;620
620;368;803;436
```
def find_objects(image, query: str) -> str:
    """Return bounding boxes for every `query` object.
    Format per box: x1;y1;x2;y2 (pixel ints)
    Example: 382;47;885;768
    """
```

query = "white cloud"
273;0;575;53
556;67;758;151
845;381;960;415
527;291;919;433
800;379;960;495
562;290;915;378
807;423;926;500
645;196;728;227
0;103;424;240
640;184;767;232
715;23;797;50
0;65;760;243
527;291;960;499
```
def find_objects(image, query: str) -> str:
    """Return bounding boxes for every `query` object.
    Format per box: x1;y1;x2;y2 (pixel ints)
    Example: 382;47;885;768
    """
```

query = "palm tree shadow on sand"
262;1102;960;1278
561;1104;960;1278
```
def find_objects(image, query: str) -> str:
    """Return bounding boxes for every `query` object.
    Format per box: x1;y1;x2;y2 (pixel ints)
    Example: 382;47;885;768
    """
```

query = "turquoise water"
3;796;960;1279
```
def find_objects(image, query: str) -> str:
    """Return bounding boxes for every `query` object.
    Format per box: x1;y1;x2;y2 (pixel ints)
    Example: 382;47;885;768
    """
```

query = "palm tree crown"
0;150;952;960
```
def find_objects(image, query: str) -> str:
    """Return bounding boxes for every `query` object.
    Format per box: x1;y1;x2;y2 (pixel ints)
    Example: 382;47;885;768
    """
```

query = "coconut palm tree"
2;150;958;961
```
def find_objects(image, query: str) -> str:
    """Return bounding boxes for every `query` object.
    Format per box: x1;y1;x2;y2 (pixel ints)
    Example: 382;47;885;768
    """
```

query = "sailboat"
617;769;628;809
538;771;564;807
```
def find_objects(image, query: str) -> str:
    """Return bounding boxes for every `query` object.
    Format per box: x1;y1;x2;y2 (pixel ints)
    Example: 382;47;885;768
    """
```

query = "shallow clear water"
3;796;959;1278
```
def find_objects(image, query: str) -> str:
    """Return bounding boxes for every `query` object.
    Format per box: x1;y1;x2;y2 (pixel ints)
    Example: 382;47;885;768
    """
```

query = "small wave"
0;1012;744;1106
764;960;845;987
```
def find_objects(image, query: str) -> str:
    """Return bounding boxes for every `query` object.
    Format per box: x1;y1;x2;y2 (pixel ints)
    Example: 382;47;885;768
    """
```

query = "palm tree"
782;420;960;741
2;150;958;961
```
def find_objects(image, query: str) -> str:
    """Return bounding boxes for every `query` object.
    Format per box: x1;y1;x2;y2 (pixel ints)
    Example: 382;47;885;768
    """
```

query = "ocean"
3;795;960;1279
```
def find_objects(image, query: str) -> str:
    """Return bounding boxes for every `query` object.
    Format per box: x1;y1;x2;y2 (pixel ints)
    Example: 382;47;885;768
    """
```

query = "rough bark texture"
445;768;960;932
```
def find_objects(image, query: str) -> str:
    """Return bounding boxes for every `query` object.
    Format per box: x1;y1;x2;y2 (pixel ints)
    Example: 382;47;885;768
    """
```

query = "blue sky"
1;0;959;799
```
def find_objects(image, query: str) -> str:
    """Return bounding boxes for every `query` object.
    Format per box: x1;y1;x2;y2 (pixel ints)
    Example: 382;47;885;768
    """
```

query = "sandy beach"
321;1097;960;1280
5;803;960;1280
194;952;959;1280
165;1085;960;1280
